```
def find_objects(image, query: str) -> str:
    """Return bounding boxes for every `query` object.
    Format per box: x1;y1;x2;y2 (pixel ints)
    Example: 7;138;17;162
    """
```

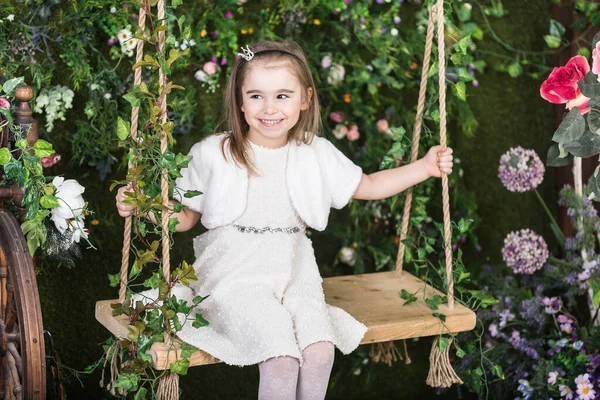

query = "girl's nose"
263;100;277;115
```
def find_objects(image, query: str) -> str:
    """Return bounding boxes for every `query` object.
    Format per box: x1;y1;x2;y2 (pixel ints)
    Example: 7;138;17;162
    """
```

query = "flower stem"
534;189;565;242
547;257;575;269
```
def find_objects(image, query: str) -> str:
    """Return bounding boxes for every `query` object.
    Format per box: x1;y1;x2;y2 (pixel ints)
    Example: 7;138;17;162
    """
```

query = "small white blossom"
391;28;399;36
104;93;112;100
110;6;117;13
90;83;98;91
6;14;15;21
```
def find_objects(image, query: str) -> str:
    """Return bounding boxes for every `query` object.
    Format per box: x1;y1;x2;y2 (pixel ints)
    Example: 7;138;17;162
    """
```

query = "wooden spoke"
0;210;46;399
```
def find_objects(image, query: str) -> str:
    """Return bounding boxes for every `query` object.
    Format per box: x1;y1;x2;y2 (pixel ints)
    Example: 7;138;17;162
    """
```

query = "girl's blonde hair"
216;40;321;173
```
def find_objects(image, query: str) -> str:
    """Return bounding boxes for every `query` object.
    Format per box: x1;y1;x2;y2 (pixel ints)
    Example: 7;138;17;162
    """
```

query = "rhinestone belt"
233;224;302;234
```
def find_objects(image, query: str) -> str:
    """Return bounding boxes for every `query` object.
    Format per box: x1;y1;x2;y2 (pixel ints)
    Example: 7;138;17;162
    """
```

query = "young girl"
116;40;453;400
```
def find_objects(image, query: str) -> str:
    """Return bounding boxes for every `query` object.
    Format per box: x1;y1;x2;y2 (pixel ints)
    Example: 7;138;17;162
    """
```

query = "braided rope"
120;7;147;303
435;0;454;311
157;0;170;286
394;0;454;310
395;5;436;277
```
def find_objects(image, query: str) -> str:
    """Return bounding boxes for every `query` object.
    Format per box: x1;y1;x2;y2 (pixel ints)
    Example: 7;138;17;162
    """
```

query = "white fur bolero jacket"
174;133;363;231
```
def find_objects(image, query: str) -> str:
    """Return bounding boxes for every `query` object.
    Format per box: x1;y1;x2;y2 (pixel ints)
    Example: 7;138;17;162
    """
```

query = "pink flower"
203;61;218;75
0;98;9;109
560;384;574;400
346;125;360;141
225;11;233;18
540;55;591;114
321;54;332;69
41;154;61;168
329;111;344;123
593;41;600;78
548;371;558;385
194;70;208;82
376;119;392;136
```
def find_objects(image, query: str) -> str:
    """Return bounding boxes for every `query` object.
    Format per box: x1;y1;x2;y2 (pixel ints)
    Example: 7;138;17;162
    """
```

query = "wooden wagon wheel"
0;209;46;400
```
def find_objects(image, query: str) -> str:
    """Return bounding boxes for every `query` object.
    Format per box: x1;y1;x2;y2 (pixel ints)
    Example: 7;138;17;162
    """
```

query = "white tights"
257;341;335;400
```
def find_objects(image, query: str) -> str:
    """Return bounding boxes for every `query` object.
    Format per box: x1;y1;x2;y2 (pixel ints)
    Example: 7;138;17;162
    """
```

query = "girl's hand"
424;146;453;178
115;184;137;218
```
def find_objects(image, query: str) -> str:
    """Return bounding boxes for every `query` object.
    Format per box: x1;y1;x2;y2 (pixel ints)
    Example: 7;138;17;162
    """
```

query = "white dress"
138;140;367;367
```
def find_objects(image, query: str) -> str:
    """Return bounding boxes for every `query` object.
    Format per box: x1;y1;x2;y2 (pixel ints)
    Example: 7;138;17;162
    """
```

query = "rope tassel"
426;338;463;388
369;340;411;366
156;372;180;400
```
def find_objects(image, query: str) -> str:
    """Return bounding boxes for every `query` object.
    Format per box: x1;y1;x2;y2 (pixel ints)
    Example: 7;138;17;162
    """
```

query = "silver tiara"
237;45;254;61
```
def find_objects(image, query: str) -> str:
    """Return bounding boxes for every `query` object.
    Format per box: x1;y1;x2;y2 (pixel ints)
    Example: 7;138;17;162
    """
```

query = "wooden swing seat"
96;270;476;370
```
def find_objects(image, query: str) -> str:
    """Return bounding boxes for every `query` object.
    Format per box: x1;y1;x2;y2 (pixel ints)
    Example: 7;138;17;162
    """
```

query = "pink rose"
376;119;392;136
593;42;600;78
0;98;9;109
540;55;591;114
203;61;218;75
321;54;332;69
329;111;344;123
41;154;61;168
346;125;360;141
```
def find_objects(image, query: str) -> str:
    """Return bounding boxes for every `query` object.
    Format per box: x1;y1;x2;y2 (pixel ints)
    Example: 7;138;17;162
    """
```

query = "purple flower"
221;58;228;66
344;0;350;4
225;11;233;18
498;147;545;192
472;80;479;87
377;0;383;3
210;31;217;37
502;229;549;274
394;16;401;24
541;296;561;314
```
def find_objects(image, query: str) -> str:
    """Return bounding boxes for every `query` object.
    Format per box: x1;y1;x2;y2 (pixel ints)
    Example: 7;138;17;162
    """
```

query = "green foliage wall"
16;0;556;398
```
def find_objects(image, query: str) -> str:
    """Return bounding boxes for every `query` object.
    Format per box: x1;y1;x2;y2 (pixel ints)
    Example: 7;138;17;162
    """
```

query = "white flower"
104;93;112;100
332;124;348;140
90;83;98;91
180;43;187;51
338;246;356;266
559;384;574;400
194;70;208;82
6;14;14;22
391;28;399;36
50;177;86;235
189;39;196;46
69;217;89;243
327;63;345;85
110;6;117;13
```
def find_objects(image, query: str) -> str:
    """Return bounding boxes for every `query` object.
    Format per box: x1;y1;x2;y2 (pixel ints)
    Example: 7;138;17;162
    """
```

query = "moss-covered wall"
37;0;554;398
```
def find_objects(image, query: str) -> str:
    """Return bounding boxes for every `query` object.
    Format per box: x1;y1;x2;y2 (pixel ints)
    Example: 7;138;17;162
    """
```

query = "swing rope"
396;0;455;310
119;6;147;304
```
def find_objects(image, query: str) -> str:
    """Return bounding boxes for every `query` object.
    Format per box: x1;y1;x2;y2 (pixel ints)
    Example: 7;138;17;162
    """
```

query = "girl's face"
241;63;310;148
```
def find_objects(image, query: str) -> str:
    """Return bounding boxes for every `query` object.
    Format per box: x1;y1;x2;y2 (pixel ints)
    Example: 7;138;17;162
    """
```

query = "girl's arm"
353;146;453;201
115;186;201;232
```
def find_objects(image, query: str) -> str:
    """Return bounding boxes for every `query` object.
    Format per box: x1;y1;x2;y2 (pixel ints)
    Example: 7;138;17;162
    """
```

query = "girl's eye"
250;94;262;99
278;94;289;99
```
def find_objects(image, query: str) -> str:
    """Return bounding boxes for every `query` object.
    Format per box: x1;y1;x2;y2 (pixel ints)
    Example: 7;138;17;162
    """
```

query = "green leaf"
170;359;190;375
184;190;202;198
587;166;600;201
192;313;209;328
458;218;472;233
0;148;11;165
33;139;55;159
588;110;600;134
40;195;59;209
544;35;561;49
2;77;24;96
173;203;184;213
192;295;209;305
546;142;574;167
437;336;450;352
579;72;600;98
123;92;144;108
507;62;523;78
168;217;179;232
400;289;418;306
451;82;466;101
15;139;28;149
129;260;142;279
134;387;148;400
455;346;466;358
113;373;140;391
491;364;505;379
562;131;600;158
552;108;586;144
108;273;121;287
117;117;131;141
179;342;199;359
549;19;566;38
143;272;161;289
432;312;447;322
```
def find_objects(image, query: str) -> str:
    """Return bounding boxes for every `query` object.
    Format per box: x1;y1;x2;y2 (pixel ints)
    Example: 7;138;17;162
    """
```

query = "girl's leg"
296;341;335;400
258;356;299;400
